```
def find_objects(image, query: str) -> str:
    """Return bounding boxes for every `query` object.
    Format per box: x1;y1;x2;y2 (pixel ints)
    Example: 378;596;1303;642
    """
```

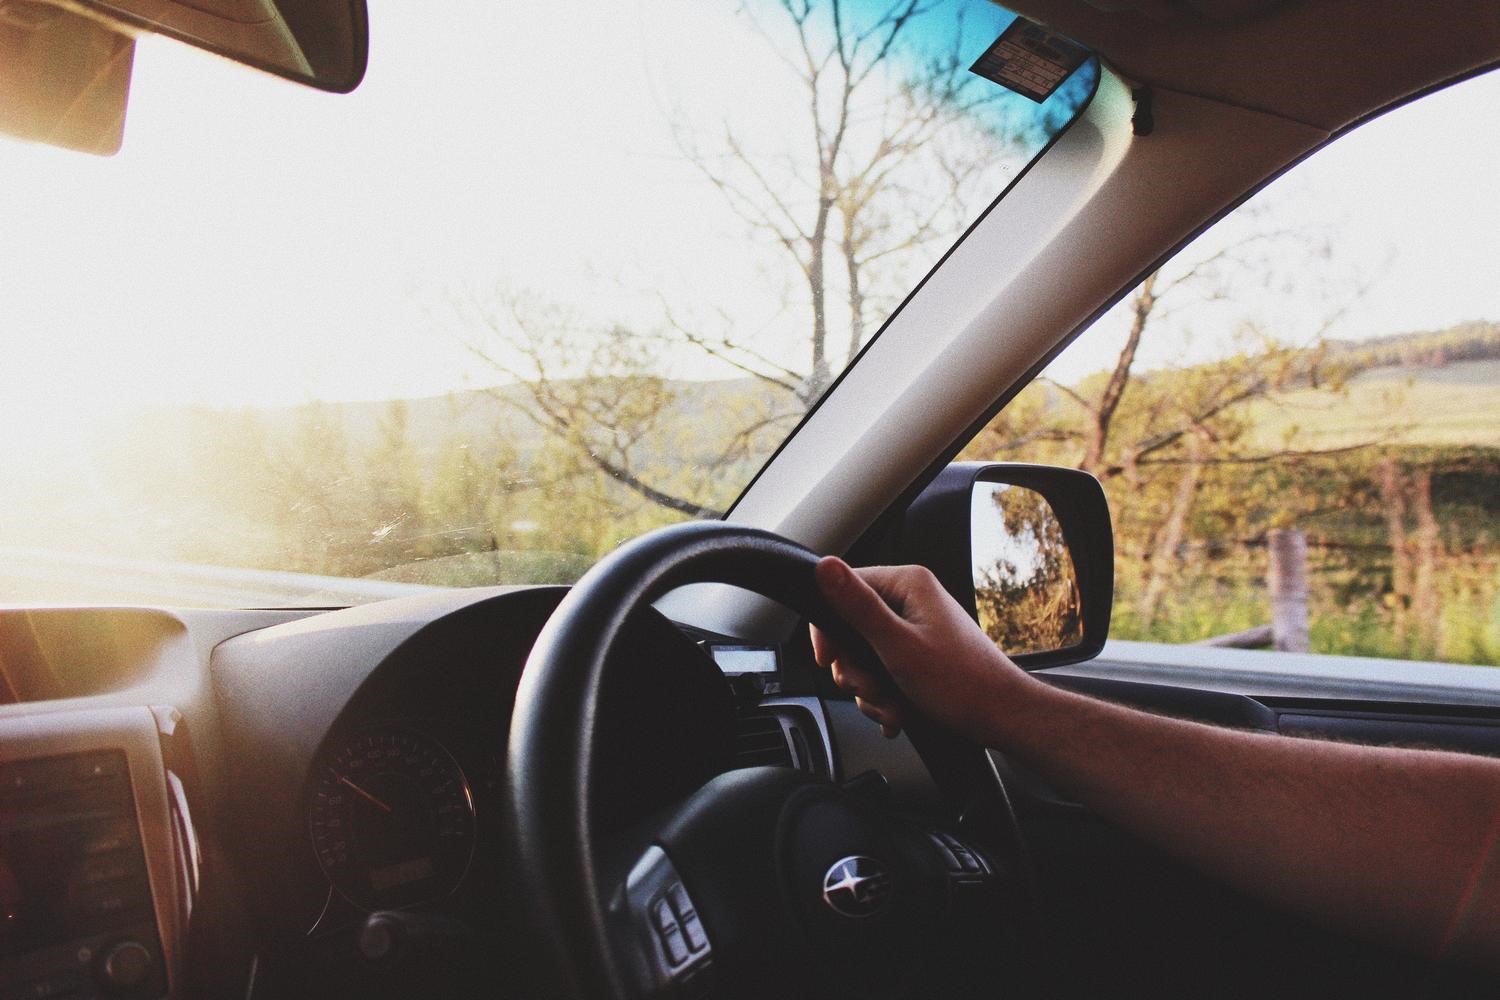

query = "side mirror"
901;463;1113;669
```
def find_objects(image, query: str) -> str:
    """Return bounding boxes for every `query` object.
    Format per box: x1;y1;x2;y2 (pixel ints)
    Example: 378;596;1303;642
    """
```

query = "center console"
0;709;189;1000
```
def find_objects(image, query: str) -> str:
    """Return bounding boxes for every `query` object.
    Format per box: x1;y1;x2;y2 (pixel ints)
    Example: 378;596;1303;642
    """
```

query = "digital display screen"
369;856;435;892
711;646;778;674
0;751;151;959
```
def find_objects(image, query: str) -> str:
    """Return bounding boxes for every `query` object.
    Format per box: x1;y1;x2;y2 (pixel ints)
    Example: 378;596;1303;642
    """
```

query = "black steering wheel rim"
505;521;1012;999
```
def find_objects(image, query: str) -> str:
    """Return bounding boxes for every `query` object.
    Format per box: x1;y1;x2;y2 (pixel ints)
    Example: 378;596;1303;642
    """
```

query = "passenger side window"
961;69;1500;666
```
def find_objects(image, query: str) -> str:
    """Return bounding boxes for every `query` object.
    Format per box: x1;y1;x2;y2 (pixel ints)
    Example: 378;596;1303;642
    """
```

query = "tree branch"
1131;440;1382;469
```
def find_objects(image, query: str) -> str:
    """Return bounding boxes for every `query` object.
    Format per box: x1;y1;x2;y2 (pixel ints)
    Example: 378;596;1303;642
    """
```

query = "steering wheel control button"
659;923;690;966
650;883;708;966
821;855;892;918
621;846;717;990
665;883;695;921
931;831;989;875
664;883;709;952
651;898;676;934
680;913;708;953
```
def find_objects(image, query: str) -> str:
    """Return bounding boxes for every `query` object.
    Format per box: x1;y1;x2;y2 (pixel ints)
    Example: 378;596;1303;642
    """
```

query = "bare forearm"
810;559;1500;967
984;673;1500;968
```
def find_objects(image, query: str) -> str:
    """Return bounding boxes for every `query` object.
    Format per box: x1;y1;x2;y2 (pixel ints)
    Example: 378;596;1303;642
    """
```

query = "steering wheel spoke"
508;521;1034;999
606;844;716;999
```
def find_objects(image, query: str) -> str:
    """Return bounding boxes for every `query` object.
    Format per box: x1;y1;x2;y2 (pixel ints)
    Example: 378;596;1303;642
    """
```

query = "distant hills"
115;319;1500;467
144;376;783;467
1247;321;1500;450
1324;319;1500;373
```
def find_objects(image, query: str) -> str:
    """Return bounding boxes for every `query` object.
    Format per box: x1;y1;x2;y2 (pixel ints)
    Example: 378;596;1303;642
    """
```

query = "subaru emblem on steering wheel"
821;856;891;918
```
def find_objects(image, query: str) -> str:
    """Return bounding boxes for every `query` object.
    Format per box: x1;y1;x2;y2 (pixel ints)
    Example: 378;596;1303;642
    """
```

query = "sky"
0;1;1039;427
0;0;1496;450
1045;67;1500;383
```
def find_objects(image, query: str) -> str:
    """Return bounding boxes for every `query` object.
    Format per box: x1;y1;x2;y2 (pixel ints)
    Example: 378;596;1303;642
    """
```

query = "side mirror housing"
900;462;1113;669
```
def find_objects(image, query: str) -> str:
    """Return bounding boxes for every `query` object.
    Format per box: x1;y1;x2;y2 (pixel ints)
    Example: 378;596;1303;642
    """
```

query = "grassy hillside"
966;320;1500;665
1245;357;1500;450
215;377;778;462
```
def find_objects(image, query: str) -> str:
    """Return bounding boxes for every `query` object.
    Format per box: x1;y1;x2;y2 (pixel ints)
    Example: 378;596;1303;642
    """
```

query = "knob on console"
97;940;153;992
358;910;473;969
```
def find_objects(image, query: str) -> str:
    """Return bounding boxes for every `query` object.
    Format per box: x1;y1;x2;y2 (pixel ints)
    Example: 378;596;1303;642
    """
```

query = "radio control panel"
0;749;166;1000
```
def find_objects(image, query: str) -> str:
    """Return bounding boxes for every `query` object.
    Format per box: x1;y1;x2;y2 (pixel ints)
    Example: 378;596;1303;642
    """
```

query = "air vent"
733;712;795;769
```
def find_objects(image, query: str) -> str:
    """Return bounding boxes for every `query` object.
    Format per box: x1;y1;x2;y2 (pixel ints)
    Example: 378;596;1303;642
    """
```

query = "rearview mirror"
0;0;365;155
901;463;1113;669
78;0;367;92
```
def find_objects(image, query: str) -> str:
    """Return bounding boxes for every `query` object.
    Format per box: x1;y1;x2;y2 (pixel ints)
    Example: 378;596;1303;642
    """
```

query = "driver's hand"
810;556;1028;743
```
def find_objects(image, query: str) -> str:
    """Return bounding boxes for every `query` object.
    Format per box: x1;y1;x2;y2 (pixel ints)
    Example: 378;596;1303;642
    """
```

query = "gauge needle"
330;768;393;814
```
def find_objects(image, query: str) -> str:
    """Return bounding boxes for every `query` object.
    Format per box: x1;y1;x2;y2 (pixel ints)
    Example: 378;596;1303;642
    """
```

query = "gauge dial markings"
307;727;477;910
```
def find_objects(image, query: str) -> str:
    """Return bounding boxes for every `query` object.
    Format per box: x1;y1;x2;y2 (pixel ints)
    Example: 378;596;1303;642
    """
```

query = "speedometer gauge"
307;727;477;910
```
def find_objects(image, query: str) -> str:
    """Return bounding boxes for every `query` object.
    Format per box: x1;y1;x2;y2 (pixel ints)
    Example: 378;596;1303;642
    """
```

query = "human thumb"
814;556;904;650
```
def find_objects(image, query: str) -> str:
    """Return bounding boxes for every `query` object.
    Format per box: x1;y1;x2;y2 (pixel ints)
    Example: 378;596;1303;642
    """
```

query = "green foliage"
37;297;1500;659
1326;320;1500;373
73;389;696;587
974;485;1083;654
1110;548;1500;665
965;321;1500;668
1107;446;1500;666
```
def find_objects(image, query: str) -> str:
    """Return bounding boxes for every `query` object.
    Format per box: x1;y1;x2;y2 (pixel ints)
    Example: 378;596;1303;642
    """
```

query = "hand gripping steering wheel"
507;522;1033;1000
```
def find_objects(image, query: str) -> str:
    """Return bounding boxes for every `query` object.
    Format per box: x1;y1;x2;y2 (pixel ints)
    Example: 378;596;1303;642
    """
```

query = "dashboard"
0;586;847;999
11;581;1500;1000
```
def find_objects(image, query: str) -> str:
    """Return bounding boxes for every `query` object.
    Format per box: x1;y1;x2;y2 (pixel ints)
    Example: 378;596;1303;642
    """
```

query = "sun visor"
0;3;133;156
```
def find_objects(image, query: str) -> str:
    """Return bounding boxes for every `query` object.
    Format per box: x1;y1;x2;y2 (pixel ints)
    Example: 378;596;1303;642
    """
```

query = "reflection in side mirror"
971;483;1083;656
900;462;1112;670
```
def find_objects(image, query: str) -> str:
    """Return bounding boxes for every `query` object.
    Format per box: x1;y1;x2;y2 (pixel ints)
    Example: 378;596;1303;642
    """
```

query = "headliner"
1008;0;1500;129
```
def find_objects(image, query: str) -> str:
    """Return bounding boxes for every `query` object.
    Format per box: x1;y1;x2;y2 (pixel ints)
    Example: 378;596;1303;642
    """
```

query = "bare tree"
1135;424;1207;625
963;215;1380;630
672;0;1042;404
459;0;1070;521
973;208;1376;475
1378;457;1443;652
457;290;805;520
457;292;726;518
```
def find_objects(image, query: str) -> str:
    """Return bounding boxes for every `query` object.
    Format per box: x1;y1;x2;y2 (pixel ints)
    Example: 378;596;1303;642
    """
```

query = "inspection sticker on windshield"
969;18;1089;103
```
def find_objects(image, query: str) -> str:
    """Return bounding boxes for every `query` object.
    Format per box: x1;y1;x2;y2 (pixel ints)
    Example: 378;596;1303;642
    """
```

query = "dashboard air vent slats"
733;712;796;769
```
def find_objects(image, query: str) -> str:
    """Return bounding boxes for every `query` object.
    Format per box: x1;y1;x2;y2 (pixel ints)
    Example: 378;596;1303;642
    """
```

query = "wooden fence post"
1267;528;1310;653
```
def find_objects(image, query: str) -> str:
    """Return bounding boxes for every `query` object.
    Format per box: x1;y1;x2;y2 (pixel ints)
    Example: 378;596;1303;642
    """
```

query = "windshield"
0;0;1094;607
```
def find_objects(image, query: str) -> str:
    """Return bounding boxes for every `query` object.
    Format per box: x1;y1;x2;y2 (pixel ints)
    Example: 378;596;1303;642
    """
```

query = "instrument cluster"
306;726;479;912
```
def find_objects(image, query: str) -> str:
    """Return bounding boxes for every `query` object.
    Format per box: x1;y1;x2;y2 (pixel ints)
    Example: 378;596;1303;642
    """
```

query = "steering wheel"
507;522;1032;999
